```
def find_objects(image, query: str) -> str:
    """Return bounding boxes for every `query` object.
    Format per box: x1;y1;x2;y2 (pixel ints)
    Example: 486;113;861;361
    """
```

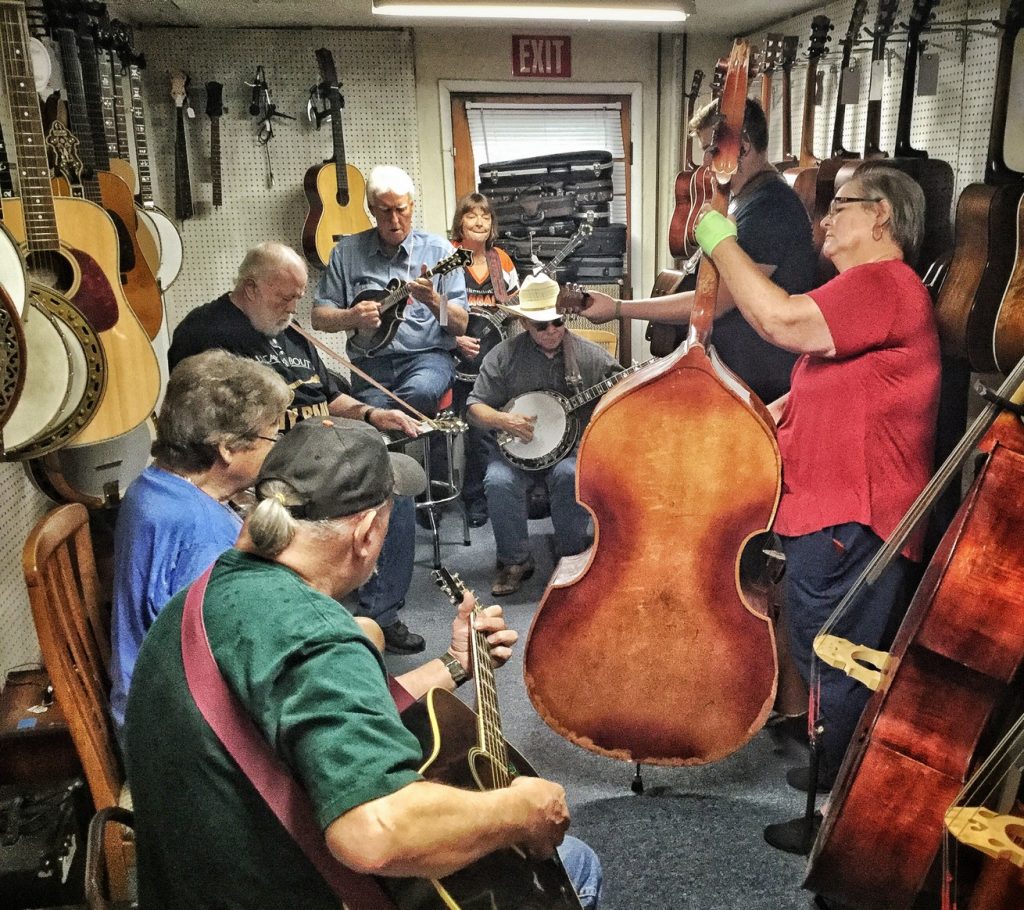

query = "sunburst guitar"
381;568;584;910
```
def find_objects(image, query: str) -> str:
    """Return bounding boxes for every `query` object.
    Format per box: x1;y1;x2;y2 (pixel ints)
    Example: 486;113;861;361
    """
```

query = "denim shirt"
315;227;468;360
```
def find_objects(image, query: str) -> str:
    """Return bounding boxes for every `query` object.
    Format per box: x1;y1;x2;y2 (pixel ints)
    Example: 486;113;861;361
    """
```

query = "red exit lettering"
512;35;572;78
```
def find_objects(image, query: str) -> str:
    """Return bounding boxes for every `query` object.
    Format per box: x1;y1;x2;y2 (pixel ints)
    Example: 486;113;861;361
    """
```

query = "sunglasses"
530;317;565;330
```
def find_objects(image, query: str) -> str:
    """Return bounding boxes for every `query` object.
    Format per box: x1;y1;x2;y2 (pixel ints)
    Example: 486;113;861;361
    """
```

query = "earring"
872;224;884;241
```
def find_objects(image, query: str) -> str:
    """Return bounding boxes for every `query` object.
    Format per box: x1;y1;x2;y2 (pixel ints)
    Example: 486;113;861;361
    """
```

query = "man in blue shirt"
311;165;469;417
109;350;292;732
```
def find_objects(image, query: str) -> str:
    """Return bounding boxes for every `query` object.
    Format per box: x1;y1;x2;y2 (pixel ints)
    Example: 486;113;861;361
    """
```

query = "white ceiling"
104;0;820;39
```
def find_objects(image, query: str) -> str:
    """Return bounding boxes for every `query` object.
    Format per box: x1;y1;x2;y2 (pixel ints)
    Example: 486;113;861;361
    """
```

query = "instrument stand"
410;417;470;570
630;762;644;794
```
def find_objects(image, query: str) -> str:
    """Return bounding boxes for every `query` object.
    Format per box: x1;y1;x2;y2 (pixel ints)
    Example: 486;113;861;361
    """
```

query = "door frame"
438;79;643;302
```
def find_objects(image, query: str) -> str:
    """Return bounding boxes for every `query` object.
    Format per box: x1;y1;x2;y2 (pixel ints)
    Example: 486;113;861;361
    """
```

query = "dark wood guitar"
992;194;1024;372
667;68;705;259
853;0;955;275
811;0;870;240
302;48;371;266
934;0;1024;371
758;34;783;121
644;263;698;357
205;81;224;208
171;71;195;221
783;17;833;221
771;36;799;171
347;249;472;356
832;0;901;190
384;567;583;910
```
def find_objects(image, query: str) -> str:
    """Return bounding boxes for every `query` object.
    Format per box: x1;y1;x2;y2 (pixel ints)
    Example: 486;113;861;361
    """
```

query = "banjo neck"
565;361;647;414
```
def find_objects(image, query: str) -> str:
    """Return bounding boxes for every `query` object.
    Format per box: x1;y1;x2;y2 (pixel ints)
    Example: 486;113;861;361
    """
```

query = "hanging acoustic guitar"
302;48;371;266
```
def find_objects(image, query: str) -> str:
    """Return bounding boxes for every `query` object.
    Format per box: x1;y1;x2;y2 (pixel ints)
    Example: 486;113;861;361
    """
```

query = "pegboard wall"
0;26;420;677
742;0;1012;208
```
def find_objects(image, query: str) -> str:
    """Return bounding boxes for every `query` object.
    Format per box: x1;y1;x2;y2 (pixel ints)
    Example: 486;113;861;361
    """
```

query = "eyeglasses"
828;196;882;217
530;318;565;330
254;433;282;444
370;203;412;218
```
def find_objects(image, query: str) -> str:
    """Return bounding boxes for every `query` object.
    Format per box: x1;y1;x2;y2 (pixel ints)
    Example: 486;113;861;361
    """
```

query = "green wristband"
694;210;738;256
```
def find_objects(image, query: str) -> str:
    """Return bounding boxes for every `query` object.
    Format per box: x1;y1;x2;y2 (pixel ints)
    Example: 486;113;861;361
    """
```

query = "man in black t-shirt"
168;242;428;654
579;98;817;405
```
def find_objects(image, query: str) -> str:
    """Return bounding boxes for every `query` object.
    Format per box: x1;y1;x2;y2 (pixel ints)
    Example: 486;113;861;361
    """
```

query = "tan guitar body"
3;196;160;445
992;194;1024;372
302;162;372;266
52;172;164;341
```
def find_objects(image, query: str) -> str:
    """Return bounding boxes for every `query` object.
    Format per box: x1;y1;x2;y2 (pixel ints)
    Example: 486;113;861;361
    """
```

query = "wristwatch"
440;650;470;687
361;406;376;424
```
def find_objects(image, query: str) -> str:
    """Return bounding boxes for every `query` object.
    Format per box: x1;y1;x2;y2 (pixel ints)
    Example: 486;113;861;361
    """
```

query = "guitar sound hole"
24;251;74;296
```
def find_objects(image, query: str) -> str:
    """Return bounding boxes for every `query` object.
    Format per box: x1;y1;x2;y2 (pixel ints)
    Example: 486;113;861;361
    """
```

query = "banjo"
455;215;595;383
497;361;648;471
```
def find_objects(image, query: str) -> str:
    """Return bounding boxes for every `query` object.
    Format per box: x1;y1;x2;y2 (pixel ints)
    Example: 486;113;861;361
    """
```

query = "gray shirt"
468;330;621;429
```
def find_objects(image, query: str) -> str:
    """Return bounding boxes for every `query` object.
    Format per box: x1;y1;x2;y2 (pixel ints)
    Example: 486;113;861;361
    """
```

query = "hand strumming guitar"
368;407;420;438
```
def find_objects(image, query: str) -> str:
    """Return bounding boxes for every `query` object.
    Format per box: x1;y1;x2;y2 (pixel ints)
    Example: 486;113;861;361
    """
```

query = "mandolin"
347;248;472;357
933;0;1024;371
383;568;584;910
0;0;158;449
302;48;371;267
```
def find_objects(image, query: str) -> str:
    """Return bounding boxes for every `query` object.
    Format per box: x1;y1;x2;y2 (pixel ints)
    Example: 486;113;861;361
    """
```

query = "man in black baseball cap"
126;418;605;909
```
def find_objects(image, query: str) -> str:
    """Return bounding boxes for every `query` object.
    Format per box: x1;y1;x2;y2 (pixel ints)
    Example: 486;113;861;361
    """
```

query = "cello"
525;40;783;766
804;363;1024;909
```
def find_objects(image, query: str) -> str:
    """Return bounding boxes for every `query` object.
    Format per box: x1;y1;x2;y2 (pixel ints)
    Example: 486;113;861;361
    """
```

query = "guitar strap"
181;563;412;909
484;248;510;305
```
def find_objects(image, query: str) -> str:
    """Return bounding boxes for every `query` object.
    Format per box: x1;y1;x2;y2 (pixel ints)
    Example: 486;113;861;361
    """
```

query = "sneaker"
786;764;835;794
766;712;809;747
382;620;426;655
763;811;822;856
491;556;535;596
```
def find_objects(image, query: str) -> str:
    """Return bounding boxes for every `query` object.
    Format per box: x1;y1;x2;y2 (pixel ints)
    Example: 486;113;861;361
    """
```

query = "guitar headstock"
687;68;704;102
907;0;939;35
432;566;468;604
710;55;729;98
845;0;870;45
807;15;833;62
555;282;591;315
205;81;224;118
315;47;340;95
1006;0;1024;33
433;248;474;277
760;34;783;76
170;71;189;109
873;0;901;39
780;35;799;72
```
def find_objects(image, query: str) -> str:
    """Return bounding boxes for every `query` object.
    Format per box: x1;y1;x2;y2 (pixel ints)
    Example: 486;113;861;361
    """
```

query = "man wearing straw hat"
467;274;620;596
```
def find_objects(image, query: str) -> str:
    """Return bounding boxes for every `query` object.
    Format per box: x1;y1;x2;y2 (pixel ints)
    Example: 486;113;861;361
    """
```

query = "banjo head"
500;390;569;463
0;220;27;317
456;307;509;381
0;282;26;434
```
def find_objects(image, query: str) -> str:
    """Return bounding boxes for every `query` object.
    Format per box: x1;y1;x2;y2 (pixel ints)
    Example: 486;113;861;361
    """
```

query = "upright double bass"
524;40;782;766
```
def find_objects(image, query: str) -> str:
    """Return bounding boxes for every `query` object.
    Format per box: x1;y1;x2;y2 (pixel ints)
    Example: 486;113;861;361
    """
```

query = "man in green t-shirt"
125;418;597;908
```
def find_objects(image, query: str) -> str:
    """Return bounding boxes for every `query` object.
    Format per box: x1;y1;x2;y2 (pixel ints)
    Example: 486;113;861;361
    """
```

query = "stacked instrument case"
477;150;628;283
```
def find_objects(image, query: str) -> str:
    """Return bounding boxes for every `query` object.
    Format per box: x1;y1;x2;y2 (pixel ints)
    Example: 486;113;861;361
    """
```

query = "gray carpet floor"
365;511;824;910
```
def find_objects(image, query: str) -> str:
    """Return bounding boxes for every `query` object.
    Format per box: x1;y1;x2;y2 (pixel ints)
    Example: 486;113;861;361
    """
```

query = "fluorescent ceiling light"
371;0;694;23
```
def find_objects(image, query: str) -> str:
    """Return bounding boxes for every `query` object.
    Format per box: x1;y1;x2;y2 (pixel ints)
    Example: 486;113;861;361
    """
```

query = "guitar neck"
210;117;222;207
108;53;133;162
175;106;194;220
97;51;123;164
76;31;115;172
985;2;1024;183
0;3;59;250
128;63;155;205
798;61;820;166
863;35;891;157
780;69;794;159
470;619;511;782
566;362;645;413
54;27;100;182
329;100;351;205
0;124;13;198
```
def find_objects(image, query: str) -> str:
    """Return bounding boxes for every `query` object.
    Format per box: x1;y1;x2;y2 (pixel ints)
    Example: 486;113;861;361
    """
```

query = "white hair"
366;166;416;206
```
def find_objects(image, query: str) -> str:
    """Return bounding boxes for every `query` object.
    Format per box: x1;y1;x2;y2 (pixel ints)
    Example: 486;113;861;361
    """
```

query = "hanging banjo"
455;216;594;382
496;360;647;470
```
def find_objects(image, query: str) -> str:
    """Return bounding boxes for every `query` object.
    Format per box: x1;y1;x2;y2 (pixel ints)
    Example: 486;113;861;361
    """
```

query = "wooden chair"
86;806;136;910
23;502;134;902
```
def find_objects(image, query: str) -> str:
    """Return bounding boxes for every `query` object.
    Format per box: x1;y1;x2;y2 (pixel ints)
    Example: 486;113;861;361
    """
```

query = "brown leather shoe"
491;556;535;596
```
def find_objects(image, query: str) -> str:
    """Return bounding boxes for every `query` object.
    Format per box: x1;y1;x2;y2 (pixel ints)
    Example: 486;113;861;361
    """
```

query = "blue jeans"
356;495;414;629
558;835;602;909
483;451;589;565
781;522;916;777
352;350;455;416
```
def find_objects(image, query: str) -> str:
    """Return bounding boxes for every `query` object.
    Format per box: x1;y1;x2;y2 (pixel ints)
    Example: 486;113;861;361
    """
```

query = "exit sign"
512;35;572;78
